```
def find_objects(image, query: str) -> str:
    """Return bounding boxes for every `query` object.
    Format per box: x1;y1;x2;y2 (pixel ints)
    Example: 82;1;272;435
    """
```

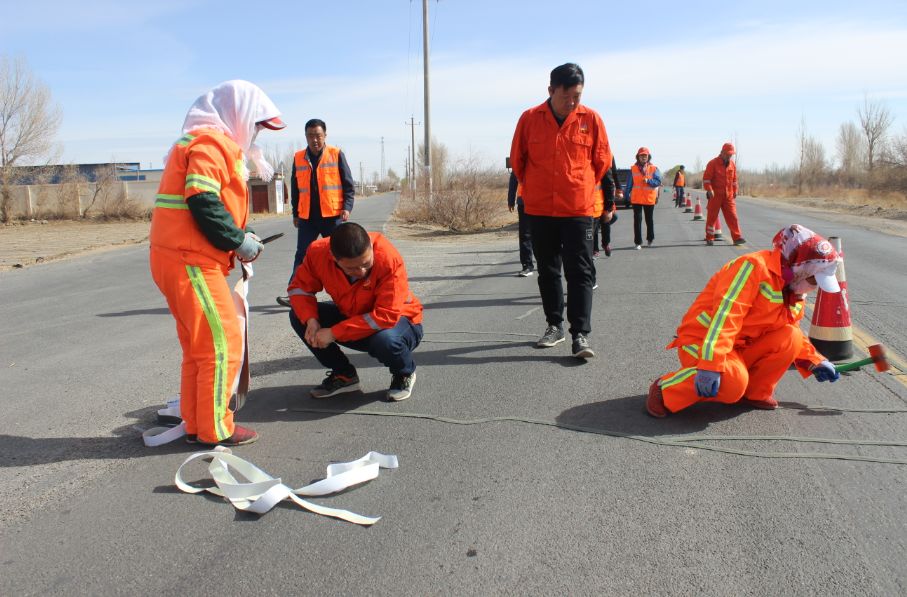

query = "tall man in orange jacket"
646;225;842;417
149;80;285;446
509;63;612;359
288;222;424;401
276;119;356;307
703;143;744;245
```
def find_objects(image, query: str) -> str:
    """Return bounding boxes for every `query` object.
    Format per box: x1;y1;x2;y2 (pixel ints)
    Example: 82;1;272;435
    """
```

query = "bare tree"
0;55;63;221
835;121;864;186
417;137;448;192
857;95;893;173
796;117;827;193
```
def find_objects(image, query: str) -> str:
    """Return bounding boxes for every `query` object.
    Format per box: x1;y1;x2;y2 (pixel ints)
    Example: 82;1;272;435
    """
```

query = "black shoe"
185;434;197;444
604;244;612;257
310;370;360;398
733;238;747;246
387;371;416;401
518;267;534;277
276;296;291;308
536;325;566;348
706;239;714;246
572;334;595;359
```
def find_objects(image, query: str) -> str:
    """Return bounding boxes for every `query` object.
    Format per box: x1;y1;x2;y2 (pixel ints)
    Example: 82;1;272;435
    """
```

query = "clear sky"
3;0;907;178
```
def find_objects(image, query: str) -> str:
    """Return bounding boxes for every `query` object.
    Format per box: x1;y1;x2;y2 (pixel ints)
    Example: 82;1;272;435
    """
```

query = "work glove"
811;360;840;383
235;232;264;262
694;369;721;397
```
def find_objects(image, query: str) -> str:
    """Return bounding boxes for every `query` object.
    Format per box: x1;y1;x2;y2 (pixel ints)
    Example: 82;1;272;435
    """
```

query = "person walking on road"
673;165;686;208
276;119;356;307
593;158;622;259
704;143;745;246
646;224;842;418
287;222;424;401
509;62;612;359
507;171;534;276
624;147;661;250
149;80;286;446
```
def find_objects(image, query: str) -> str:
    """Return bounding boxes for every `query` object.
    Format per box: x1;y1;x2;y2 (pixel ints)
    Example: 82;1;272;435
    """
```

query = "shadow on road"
96;307;171;317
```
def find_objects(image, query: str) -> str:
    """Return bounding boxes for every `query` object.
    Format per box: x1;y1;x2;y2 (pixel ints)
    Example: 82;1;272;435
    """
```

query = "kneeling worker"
288;222;423;401
647;224;842;417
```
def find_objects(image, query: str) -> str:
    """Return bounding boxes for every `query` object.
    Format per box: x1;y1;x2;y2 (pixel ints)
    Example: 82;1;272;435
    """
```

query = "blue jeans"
289;302;423;375
289;216;343;283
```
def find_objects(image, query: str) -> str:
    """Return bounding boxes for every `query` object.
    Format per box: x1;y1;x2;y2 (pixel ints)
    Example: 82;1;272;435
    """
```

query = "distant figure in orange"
703;143;744;246
646;225;842;418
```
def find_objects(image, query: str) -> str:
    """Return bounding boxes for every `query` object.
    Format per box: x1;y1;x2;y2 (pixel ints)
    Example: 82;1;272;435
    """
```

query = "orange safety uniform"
509;101;611;217
287;232;423;342
674;171;685;187
592;183;604;218
149;128;247;443
657;249;826;413
703;155;741;241
629;163;659;205
294;145;344;219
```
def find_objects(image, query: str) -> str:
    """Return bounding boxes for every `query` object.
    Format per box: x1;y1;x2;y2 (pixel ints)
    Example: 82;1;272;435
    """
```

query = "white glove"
235;232;263;262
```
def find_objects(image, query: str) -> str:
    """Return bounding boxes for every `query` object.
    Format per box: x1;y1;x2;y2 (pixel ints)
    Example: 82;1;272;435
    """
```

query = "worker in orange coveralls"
149;80;285;446
703;143;744;246
646;225;842;417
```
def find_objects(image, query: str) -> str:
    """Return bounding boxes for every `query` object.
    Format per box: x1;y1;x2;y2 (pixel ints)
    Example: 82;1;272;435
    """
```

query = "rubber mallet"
834;344;889;373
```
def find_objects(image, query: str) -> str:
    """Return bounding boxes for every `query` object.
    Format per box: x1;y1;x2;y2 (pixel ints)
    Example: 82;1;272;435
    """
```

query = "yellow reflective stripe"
235;158;244;177
185;173;221;194
682;344;700;358
702;261;754;361
696;311;712;327
790;303;803;316
661;367;697;389
323;185;343;191
759;282;783;303
155;194;188;209
176;133;196;147
186;265;230;441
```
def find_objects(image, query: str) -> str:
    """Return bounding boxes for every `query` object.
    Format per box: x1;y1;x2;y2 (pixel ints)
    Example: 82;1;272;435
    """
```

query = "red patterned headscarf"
772;225;841;294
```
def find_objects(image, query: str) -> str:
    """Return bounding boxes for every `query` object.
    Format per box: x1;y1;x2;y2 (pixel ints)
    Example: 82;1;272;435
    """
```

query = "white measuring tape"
142;397;186;447
175;447;398;524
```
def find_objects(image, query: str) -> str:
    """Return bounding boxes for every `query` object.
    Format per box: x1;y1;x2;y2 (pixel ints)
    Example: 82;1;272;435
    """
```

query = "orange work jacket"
509;101;611;217
287;232;423;342
294;145;344;219
667;249;824;374
674;171;685;187
592;183;604;218
630;163;659;205
703;156;738;197
150;128;247;271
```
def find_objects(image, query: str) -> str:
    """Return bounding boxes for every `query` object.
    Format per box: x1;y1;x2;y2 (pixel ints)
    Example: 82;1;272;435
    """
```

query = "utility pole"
380;136;386;180
407;116;419;195
422;0;432;204
359;161;365;196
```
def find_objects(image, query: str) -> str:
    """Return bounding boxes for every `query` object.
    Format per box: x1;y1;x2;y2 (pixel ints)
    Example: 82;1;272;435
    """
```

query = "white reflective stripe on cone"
174;448;399;524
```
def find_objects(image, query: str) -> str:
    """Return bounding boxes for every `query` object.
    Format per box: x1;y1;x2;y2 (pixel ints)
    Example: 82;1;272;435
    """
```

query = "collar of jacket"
532;100;589;126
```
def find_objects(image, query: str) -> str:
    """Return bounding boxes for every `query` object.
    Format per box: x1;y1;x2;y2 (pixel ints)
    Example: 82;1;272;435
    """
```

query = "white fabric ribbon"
142;396;186;446
174;448;399;524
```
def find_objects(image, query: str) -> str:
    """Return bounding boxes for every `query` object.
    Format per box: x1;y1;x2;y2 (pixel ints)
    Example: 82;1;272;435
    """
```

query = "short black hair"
330;222;371;259
305;118;326;133
550;63;584;89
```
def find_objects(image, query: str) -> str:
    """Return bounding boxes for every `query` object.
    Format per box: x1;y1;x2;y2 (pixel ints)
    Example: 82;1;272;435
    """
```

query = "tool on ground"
834;344;889;373
260;232;284;244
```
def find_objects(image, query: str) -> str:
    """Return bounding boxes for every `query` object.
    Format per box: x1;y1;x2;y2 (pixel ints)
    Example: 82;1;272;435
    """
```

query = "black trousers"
632;204;655;246
592;212;617;251
527;214;594;336
517;203;533;270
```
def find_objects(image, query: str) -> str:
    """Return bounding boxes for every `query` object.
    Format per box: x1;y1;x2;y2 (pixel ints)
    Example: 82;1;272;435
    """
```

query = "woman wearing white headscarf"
149;80;285;445
647;225;842;418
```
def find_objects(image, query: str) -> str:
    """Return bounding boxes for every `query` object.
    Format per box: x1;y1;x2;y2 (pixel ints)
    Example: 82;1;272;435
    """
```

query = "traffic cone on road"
684;196;693;213
714;219;724;240
692;196;704;220
809;237;853;360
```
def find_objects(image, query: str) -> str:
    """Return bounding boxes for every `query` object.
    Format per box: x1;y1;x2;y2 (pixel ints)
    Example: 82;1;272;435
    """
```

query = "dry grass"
747;185;907;221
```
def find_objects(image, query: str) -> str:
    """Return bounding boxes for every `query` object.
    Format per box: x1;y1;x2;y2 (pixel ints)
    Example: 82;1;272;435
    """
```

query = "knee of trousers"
368;328;408;359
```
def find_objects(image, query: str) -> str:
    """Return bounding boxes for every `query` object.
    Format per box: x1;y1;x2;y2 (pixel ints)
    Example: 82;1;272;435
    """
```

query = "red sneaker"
646;380;668;418
197;425;259;446
739;396;778;410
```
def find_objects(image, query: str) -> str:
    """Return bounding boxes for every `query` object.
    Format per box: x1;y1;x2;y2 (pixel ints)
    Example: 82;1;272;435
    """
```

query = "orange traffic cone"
692;196;704;220
684;196;693;213
809;236;853;361
713;218;724;240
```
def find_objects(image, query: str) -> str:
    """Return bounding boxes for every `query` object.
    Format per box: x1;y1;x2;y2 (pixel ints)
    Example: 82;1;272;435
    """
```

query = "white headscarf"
172;80;283;182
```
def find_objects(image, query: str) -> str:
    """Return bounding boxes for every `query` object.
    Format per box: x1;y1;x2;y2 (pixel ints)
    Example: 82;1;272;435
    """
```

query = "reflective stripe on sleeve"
155;194;189;209
363;314;381;331
288;289;316;297
185;173;221;194
696;311;712;327
660;367;697;389
759;282;784;304
701;261;754;361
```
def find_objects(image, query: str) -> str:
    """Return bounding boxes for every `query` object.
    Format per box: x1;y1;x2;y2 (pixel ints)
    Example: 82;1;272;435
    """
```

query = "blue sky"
3;0;907;178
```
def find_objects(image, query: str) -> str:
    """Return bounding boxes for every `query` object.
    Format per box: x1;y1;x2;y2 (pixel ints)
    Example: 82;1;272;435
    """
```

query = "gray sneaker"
572;334;595;359
387;371;416;401
537;325;566;348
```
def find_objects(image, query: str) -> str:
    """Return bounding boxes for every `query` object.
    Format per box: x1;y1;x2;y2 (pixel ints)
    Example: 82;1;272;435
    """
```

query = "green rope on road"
291;408;907;466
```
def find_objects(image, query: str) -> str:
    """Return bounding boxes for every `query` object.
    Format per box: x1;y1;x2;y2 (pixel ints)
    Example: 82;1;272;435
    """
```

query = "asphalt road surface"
2;191;906;595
